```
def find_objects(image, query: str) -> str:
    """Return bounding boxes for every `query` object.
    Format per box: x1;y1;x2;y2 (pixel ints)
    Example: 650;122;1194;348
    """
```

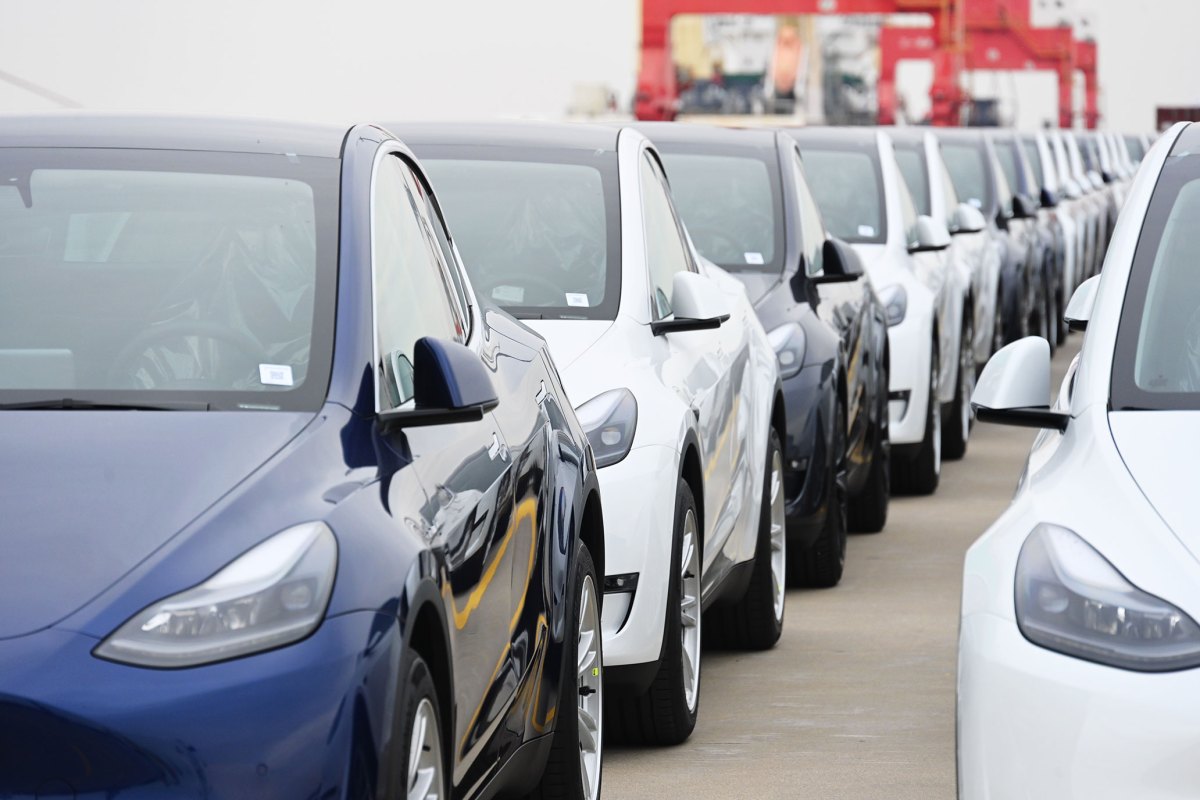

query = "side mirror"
812;237;864;283
651;271;731;335
1039;187;1059;209
1064;180;1082;199
378;337;499;429
971;336;1067;430
1011;194;1034;219
1087;170;1104;189
1063;275;1100;332
908;215;952;253
950;202;986;235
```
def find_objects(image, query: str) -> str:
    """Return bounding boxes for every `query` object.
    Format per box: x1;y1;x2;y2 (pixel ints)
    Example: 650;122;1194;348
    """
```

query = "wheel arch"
679;427;705;546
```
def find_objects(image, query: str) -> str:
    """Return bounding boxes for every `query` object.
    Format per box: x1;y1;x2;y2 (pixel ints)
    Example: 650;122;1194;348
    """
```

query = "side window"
992;151;1015;218
408;167;471;330
640;152;692;319
894;163;920;246
937;151;960;230
790;150;825;276
373;154;462;411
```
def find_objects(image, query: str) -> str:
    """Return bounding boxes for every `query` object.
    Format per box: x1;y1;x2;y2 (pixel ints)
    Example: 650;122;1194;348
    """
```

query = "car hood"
522;320;613;373
728;270;785;307
1110;411;1200;556
0;410;315;639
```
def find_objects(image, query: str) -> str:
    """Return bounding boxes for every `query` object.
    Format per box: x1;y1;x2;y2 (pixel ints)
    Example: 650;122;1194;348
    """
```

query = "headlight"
575;388;637;468
1015;524;1200;672
766;323;806;380
877;284;907;327
96;522;337;668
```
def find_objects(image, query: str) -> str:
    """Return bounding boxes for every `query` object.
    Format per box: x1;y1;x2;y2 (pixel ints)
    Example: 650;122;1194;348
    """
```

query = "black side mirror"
1011;194;1033;219
812;237;864;284
378;337;499;429
1039;187;1058;209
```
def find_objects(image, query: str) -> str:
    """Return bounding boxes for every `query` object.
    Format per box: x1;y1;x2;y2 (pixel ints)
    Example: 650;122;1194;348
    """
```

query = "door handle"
534;380;548;405
488;432;509;462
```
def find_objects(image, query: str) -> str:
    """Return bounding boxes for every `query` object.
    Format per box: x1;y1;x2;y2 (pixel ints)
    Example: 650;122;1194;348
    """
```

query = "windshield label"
565;292;590;307
259;364;294;387
743;252;764;265
492;285;525;304
857;225;876;237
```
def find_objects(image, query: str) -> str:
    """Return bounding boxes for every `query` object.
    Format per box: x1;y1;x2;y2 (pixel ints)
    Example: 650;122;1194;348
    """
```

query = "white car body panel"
528;128;779;669
958;123;1199;798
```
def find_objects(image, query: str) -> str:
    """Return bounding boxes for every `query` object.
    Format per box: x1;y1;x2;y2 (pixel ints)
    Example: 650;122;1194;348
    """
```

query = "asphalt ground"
604;335;1080;800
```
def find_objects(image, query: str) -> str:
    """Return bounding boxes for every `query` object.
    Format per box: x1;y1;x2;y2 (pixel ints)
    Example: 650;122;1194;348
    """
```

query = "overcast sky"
0;0;1194;131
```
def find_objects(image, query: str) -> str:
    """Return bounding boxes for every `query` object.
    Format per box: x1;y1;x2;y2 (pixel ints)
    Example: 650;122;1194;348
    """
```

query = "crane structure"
878;0;1099;127
633;0;1097;127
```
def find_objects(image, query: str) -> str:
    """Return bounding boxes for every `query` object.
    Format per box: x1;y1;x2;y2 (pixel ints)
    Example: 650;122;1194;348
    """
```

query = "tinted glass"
421;147;620;320
1114;148;1200;408
935;150;961;229
373;156;464;411
942;142;990;213
640;153;693;319
0;148;337;411
894;145;931;216
799;146;886;243
790;150;826;275
660;150;782;272
994;140;1022;197
1021;138;1045;188
1125;135;1146;162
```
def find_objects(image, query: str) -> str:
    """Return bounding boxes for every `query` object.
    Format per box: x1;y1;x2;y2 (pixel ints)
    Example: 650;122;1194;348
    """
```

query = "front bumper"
0;611;389;798
595;444;678;670
958;612;1200;799
885;314;933;447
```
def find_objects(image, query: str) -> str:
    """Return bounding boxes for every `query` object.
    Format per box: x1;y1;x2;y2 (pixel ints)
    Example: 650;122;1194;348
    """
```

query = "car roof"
786;126;880;148
0;113;352;157
630;122;778;148
389;121;620;152
880;126;933;146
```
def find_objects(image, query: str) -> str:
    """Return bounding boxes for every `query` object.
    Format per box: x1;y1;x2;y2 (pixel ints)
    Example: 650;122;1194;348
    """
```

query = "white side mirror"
1064;275;1100;332
909;215;952;253
951;203;987;235
651;271;731;336
971;337;1068;430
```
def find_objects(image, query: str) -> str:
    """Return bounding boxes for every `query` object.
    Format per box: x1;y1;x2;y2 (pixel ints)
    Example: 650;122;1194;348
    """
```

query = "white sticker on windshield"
744;252;764;265
857;225;875;237
492;285;525;304
259;364;294;387
565;293;590;307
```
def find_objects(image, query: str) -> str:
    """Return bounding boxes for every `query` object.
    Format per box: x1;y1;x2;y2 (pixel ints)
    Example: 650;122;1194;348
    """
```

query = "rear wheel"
707;428;786;646
942;310;974;462
893;342;941;495
607;480;700;746
790;404;848;587
530;543;602;800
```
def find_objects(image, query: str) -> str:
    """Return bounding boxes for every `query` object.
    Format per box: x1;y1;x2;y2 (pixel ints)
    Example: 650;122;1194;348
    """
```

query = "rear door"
370;152;518;790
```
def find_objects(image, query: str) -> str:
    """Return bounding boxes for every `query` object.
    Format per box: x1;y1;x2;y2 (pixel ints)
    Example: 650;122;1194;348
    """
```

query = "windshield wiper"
0;398;210;411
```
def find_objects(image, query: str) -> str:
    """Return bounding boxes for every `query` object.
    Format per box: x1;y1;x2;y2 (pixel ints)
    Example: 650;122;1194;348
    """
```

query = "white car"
793;128;955;494
401;122;785;746
961;122;1200;798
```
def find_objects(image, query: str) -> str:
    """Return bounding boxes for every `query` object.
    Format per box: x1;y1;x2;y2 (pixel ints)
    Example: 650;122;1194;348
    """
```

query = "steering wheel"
107;320;266;389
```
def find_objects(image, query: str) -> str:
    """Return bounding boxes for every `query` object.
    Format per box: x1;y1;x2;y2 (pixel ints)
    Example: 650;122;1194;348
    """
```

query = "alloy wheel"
679;511;701;713
577;574;603;800
407;698;445;800
960;319;975;436
769;449;786;623
931;348;942;476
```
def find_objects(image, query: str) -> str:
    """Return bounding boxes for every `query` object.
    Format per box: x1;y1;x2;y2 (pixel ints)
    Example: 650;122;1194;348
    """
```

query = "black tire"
942;310;973;462
849;349;891;533
991;281;1006;356
893;343;941;495
395;653;448;800
707;428;785;647
790;404;848;587
530;543;601;800
606;480;699;746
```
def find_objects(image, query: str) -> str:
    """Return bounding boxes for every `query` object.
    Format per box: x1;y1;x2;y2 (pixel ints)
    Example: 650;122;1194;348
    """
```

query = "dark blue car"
0;116;605;800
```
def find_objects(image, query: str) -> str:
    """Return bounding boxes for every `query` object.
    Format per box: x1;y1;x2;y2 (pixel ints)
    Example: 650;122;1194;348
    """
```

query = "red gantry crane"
634;0;1098;128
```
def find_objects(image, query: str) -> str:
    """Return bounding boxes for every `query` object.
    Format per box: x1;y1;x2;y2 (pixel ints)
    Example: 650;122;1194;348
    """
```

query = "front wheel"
399;654;448;800
848;362;890;534
531;543;602;800
708;428;787;643
942;310;974;462
607;480;700;746
790;405;847;587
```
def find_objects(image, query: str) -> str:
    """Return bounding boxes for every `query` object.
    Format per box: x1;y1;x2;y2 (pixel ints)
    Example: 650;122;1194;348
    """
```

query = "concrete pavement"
603;337;1080;799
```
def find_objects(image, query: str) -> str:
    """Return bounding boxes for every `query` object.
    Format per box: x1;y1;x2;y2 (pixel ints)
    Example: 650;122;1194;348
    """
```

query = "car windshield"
1114;148;1200;409
0;148;338;411
1021;138;1046;188
994;140;1023;197
942;142;991;213
798;145;886;244
1125;135;1146;162
893;144;931;216
420;147;620;320
659;148;783;272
